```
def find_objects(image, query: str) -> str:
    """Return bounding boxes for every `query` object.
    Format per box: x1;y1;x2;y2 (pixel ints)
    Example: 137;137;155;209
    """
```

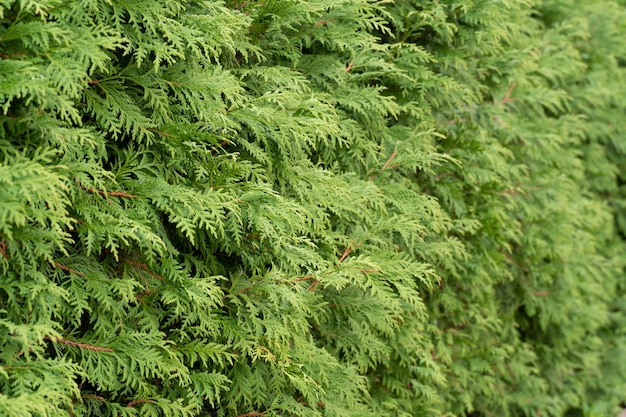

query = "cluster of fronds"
0;0;624;416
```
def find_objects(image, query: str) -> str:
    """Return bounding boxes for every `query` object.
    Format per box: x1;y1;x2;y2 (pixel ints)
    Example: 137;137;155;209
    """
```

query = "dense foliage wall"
0;0;625;416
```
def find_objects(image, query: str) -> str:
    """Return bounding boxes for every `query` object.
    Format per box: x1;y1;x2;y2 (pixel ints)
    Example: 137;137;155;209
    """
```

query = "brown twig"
136;290;157;304
306;280;320;292
54;262;86;277
339;241;362;262
369;151;399;179
47;337;113;352
282;274;323;292
208;140;229;153
492;116;507;127
124;259;164;281
0;241;7;259
289;275;316;283
127;399;155;408
80;183;137;199
99;190;137;198
502;188;520;195
236;284;256;294
221;282;257;300
0;53;26;59
530;291;550;297
314;19;334;27
236;412;264;417
145;128;174;138
256;345;275;359
345;60;354;72
500;82;517;105
381;151;398;170
339;246;352;263
81;395;106;402
434;171;454;181
502;252;527;272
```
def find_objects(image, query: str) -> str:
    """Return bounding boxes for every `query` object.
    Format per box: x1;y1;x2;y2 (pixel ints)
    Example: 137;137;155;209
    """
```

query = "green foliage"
0;0;624;416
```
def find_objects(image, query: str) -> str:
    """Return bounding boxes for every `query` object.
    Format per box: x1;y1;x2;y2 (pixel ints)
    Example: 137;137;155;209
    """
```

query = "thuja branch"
501;252;527;271
381;151;399;170
339;247;352;262
81;395;106;403
369;151;399;179
127;399;155;407
499;82;517;105
91;189;137;199
78;182;137;199
339;241;363;263
124;259;164;281
314;18;335;27
306;279;319;292
54;262;85;277
286;275;315;283
208;140;230;153
136;290;157;304
46;337;114;352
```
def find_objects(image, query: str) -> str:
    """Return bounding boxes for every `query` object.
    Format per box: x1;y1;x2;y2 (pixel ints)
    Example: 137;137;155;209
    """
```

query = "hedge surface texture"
0;0;625;416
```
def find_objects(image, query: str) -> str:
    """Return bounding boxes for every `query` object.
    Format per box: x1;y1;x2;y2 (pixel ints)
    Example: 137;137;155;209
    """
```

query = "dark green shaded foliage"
0;0;624;416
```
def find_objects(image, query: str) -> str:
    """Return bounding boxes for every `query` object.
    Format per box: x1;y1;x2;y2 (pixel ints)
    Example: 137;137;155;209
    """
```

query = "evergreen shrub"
0;0;624;416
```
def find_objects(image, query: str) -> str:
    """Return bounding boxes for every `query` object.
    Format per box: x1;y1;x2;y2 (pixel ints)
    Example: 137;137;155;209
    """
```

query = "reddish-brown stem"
502;188;520;195
145;128;174;138
500;82;517;105
339;247;352;262
127;399;155;407
290;275;316;283
80;183;137;199
434;171;454;181
81;395;106;402
339;241;362;262
47;337;113;352
124;259;164;281
236;412;264;417
502;252;527;272
0;53;25;58
381;151;398;170
102;190;137;198
136;290;157;304
345;60;354;72
208;140;229;153
306;280;320;292
314;19;334;27
256;345;274;357
369;151;399;179
236;284;256;294
54;262;85;277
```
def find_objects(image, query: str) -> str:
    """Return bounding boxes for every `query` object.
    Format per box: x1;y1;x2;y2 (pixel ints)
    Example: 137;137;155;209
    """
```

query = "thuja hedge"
1;0;625;416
